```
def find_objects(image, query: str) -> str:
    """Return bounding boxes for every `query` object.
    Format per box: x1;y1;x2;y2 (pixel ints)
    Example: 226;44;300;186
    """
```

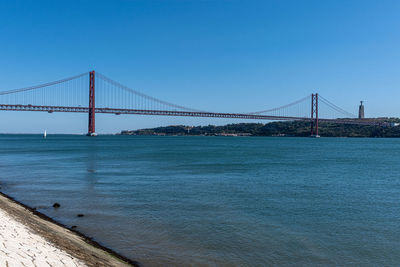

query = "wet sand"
0;192;139;267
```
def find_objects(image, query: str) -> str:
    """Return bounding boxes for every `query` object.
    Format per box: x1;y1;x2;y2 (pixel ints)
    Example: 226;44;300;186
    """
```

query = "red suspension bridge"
0;71;384;136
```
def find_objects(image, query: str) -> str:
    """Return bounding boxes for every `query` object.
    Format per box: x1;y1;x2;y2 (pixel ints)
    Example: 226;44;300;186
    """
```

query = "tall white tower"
358;101;365;119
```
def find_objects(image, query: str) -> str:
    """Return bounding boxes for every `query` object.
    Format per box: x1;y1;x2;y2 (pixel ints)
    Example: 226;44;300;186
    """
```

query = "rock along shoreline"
0;191;140;267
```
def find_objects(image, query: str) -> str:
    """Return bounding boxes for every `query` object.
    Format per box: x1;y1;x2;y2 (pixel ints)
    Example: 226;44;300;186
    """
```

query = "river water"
0;135;399;266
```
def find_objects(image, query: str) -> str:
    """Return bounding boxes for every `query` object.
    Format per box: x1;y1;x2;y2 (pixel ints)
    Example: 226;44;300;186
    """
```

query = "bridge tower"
87;71;96;136
310;93;319;136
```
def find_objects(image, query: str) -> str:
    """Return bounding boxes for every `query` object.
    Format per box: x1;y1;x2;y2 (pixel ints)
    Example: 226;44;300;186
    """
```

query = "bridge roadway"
0;104;384;126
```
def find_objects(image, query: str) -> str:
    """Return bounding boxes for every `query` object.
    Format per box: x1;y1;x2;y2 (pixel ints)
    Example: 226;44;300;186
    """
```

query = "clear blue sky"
0;0;399;133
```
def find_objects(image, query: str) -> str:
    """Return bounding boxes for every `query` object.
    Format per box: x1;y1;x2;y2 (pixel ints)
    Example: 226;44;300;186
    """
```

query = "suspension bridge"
0;71;383;136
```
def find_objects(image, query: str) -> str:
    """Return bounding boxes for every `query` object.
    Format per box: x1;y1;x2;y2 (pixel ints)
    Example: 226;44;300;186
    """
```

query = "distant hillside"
120;119;400;138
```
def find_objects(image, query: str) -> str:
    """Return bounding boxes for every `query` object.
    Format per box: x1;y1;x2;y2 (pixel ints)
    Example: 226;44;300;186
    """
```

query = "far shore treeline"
120;118;400;138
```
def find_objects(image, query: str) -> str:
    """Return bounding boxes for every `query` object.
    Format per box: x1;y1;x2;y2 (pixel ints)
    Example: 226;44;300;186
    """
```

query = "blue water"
1;135;400;266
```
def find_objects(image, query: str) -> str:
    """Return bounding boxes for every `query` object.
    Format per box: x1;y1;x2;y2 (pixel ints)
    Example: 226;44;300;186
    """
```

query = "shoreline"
1;133;398;138
0;191;140;267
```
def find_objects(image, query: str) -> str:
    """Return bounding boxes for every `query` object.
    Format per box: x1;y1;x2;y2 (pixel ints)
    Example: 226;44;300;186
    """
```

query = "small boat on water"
44;130;47;138
310;134;320;138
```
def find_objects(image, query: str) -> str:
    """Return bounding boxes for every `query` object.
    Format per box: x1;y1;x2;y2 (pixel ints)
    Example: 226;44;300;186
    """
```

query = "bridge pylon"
310;93;319;137
87;70;96;136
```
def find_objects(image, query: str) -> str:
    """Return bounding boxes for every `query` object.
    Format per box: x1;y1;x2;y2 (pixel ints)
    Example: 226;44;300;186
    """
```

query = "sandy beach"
0;193;137;267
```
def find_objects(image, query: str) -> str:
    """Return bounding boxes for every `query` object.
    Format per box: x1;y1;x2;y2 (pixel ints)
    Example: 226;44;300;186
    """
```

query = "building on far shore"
358;101;365;119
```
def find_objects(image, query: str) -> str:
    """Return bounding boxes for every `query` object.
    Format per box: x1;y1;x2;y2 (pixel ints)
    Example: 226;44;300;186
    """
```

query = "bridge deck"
0;104;384;126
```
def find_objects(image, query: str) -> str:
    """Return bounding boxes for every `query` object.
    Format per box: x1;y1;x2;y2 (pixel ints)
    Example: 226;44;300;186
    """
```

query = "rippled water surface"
1;135;400;266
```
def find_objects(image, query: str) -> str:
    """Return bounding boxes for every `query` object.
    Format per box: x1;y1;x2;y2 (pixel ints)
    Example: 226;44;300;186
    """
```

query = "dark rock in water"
32;207;37;211
77;214;84;217
71;225;77;229
53;203;61;208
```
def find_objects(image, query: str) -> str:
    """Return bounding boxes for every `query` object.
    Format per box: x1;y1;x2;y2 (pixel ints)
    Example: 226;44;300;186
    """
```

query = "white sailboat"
44;130;47;138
